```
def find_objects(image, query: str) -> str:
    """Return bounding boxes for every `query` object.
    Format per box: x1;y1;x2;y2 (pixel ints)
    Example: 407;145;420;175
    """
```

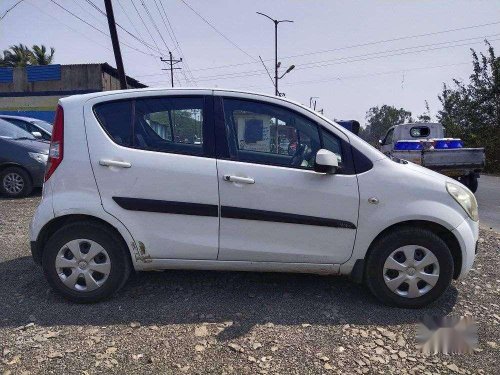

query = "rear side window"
93;96;205;156
94;101;133;146
135;97;204;155
410;126;430;138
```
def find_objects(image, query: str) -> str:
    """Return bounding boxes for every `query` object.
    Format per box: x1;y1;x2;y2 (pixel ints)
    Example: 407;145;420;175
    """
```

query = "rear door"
214;93;359;264
84;91;219;260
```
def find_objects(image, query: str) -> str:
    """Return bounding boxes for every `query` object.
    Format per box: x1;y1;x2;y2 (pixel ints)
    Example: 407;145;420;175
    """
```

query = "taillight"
45;105;64;181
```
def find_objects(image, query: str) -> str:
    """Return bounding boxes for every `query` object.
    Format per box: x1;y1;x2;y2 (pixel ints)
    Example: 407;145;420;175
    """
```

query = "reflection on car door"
215;94;359;264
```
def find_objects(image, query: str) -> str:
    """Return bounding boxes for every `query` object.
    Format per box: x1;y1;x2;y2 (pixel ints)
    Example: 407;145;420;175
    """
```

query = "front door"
84;91;219;260
215;94;359;264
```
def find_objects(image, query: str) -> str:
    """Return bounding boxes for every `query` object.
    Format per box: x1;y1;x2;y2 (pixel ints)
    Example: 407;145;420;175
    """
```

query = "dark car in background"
0;115;53;141
0;119;49;197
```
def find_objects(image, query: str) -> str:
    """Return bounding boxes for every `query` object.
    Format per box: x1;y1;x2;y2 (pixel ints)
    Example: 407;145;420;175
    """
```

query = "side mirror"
32;131;42;138
378;139;383;145
314;149;339;174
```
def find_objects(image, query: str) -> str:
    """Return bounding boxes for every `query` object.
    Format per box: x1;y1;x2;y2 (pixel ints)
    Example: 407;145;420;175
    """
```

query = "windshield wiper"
14;137;34;140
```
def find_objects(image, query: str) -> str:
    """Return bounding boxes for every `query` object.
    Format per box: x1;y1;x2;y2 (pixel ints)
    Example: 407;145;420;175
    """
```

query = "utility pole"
257;12;294;96
161;52;183;88
104;0;127;89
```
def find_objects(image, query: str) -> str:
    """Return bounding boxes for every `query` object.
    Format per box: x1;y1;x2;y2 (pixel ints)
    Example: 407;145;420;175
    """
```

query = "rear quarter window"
93;100;133;146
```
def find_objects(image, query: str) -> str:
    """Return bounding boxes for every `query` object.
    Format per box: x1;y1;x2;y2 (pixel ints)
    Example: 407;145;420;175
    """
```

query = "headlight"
28;152;48;164
446;182;478;221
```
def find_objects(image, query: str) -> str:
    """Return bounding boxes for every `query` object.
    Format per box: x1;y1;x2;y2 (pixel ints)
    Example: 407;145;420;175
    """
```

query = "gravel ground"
0;195;499;374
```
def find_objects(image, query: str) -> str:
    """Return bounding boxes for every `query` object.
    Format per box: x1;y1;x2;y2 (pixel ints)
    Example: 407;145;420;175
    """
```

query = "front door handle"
223;175;255;184
99;159;132;168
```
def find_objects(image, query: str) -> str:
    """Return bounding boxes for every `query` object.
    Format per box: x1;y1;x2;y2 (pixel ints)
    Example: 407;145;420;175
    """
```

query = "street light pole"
257;12;293;96
274;20;278;96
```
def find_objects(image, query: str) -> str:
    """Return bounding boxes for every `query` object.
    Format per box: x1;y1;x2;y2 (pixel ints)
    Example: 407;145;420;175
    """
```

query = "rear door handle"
223;175;255;184
99;159;132;168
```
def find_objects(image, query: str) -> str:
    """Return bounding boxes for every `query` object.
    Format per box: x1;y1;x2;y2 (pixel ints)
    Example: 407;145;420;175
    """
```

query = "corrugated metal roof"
27;64;61;82
0;68;14;83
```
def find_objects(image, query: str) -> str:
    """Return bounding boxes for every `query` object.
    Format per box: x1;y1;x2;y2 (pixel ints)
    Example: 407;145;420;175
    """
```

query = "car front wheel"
365;227;454;308
42;221;131;303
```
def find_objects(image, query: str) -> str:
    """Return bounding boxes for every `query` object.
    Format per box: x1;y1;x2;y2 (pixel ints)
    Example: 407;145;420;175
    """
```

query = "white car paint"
30;88;478;281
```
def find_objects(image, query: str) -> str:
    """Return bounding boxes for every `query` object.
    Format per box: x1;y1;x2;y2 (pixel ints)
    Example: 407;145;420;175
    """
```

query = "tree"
30;45;55;65
360;105;413;144
417;101;432;123
6;43;32;67
0;44;55;67
438;41;500;172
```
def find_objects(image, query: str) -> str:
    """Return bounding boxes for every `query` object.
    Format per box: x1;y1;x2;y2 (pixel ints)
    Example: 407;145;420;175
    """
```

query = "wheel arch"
351;220;462;282
0;163;34;183
33;214;134;266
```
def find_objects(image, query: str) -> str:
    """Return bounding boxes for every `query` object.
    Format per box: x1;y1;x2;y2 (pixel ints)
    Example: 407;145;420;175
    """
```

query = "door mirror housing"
31;131;42;138
314;149;339;174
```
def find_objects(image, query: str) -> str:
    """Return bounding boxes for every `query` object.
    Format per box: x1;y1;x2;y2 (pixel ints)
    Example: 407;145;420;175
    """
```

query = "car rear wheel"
0;167;33;198
42;221;131;303
365;227;454;308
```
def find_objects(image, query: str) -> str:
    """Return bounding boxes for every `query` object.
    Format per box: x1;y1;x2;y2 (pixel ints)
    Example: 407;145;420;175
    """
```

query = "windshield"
0;119;36;139
33;120;53;133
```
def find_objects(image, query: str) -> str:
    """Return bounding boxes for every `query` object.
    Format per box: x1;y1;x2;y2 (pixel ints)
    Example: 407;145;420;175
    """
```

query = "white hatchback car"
30;88;479;307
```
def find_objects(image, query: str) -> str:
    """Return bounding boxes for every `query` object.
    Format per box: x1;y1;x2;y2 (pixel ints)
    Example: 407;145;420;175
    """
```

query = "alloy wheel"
3;172;24;195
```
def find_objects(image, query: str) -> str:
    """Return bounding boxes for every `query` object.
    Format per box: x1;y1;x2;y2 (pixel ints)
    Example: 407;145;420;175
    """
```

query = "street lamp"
256;12;294;96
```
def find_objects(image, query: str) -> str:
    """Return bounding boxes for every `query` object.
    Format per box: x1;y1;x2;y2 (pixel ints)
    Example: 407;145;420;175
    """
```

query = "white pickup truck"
379;123;485;192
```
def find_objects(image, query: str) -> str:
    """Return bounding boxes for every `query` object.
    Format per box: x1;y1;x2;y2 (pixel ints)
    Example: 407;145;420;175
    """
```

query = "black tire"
365;227;454;308
0;167;33;198
42;221;131;303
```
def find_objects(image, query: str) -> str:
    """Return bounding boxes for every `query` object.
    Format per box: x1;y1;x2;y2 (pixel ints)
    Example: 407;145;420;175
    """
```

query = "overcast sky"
1;0;500;125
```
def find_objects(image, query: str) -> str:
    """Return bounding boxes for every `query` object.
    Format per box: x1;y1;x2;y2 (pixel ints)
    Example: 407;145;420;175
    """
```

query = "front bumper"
452;217;479;280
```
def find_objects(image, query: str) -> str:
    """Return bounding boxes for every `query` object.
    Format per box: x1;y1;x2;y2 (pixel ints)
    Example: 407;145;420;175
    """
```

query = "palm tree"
0;44;56;67
6;44;32;67
31;45;55;65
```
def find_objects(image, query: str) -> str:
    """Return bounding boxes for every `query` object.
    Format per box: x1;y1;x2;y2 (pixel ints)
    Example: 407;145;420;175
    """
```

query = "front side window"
223;98;321;169
94;96;205;156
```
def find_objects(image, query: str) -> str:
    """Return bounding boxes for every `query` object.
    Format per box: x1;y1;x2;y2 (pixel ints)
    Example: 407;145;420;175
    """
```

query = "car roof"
60;87;306;109
0;114;49;123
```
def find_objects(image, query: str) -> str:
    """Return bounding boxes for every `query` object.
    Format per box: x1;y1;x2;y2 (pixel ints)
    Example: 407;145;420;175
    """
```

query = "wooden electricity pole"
104;0;127;89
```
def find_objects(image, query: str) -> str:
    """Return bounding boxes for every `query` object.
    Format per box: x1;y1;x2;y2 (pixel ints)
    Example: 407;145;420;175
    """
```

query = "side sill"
134;259;341;275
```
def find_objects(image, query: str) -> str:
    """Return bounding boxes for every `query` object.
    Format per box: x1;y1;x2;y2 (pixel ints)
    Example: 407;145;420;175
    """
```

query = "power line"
49;0;159;58
26;0;112;52
258;62;474;90
114;0;163;73
142;32;500;83
153;0;177;52
0;0;25;21
84;0;168;57
129;0;164;58
137;19;500;77
153;0;193;85
283;20;500;61
140;0;171;52
179;0;257;62
157;0;197;85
